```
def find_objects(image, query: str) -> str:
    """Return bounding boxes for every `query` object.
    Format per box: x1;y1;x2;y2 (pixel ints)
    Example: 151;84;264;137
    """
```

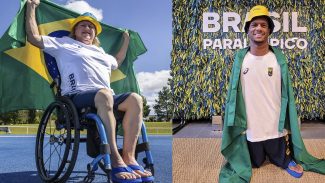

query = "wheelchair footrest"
99;160;112;174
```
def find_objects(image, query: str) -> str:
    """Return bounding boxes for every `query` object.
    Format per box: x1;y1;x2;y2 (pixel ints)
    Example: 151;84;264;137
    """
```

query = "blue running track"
0;135;172;183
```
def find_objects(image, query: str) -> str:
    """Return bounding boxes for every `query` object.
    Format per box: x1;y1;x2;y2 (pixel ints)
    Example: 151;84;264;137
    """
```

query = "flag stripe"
0;54;54;113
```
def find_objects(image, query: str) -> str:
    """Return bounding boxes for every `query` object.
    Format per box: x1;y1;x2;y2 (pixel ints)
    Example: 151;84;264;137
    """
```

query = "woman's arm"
114;31;130;67
26;0;44;49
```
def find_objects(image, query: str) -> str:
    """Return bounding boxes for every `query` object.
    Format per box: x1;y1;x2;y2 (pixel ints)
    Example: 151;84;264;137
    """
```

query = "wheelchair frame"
35;34;154;183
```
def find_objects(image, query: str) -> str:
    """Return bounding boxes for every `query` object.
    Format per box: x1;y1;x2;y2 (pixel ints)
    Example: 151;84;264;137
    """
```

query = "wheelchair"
35;31;154;183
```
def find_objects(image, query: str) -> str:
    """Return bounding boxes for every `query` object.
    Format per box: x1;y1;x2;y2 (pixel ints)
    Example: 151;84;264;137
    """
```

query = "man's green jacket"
219;46;325;183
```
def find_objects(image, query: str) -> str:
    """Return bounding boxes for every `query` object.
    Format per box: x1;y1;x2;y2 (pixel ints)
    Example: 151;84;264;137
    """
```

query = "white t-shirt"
42;36;118;95
240;51;287;142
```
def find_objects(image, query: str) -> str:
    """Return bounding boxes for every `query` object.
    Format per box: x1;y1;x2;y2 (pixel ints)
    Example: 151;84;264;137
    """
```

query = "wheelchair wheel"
35;96;80;183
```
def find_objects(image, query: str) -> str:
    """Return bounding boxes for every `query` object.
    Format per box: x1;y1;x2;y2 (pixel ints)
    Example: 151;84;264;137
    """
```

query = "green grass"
0;122;172;135
144;122;172;134
144;122;172;128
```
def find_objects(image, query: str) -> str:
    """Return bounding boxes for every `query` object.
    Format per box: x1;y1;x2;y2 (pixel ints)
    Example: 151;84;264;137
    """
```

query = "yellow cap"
71;12;102;36
244;5;274;34
247;5;270;22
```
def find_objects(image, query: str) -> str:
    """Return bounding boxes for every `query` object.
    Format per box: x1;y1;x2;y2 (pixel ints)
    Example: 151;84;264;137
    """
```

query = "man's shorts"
247;136;292;169
66;88;131;122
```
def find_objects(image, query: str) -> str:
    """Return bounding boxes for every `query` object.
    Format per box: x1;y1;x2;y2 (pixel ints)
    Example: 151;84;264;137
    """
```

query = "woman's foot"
128;164;153;177
111;166;142;183
127;164;155;182
112;160;140;180
123;159;153;178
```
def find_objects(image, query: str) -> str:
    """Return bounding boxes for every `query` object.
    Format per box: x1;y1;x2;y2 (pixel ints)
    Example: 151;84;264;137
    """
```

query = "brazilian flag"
0;0;146;113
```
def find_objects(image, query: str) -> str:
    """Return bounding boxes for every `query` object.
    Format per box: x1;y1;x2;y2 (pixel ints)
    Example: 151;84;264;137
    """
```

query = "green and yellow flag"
0;0;146;114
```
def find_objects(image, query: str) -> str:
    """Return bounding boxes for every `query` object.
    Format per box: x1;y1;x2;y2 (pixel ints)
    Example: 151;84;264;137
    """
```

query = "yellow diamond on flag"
5;18;126;84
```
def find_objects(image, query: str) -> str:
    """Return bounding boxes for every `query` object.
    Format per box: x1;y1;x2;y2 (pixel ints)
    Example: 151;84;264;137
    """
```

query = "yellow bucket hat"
71;12;102;35
244;5;275;34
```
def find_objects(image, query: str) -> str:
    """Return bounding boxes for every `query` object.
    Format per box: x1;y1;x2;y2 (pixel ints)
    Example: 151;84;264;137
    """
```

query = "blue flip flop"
286;160;303;178
128;164;155;182
111;167;142;183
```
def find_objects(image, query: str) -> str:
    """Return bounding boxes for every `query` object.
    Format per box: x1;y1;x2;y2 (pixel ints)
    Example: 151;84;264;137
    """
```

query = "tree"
0;110;42;125
153;86;173;121
28;109;37;124
141;95;151;118
148;116;156;122
0;111;20;124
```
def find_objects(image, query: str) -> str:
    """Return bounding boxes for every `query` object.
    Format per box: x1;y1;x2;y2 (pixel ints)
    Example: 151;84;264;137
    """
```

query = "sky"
0;0;172;113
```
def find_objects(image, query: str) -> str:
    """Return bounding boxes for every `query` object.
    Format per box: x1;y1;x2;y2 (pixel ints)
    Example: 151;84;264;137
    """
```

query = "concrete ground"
173;121;325;138
173;121;325;182
173;138;325;183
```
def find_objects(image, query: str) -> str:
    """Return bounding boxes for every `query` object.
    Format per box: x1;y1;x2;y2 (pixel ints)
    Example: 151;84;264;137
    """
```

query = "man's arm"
26;0;44;49
114;31;130;67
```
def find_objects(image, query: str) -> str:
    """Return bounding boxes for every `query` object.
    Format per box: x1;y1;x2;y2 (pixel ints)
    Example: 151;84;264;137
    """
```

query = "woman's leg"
117;93;152;177
94;89;138;180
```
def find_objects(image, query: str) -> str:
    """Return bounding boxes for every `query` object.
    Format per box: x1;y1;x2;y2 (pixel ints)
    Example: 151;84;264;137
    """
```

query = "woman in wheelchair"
26;0;154;182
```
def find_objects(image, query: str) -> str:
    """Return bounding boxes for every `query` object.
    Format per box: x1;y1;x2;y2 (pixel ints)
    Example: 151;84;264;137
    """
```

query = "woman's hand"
115;30;130;67
123;30;130;40
26;0;44;48
27;0;40;7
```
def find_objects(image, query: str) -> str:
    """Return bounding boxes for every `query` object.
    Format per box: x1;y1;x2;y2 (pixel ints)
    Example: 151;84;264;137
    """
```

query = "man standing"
220;5;325;182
